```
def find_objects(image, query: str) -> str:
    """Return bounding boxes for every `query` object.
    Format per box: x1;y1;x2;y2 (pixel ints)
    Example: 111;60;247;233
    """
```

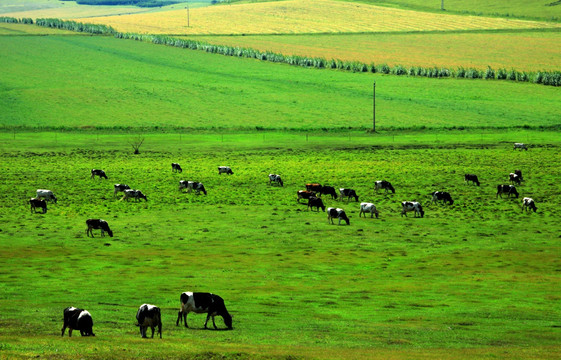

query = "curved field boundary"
79;0;561;35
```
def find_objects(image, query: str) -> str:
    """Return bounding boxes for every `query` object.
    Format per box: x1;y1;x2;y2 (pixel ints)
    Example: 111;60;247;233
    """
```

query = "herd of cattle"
61;292;233;338
30;145;536;338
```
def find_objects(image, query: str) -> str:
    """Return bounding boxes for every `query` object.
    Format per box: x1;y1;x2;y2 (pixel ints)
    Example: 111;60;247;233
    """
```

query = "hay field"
80;0;561;35
193;31;561;71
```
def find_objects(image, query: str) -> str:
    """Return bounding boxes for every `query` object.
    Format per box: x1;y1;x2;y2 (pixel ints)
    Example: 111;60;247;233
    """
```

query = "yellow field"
79;0;561;35
192;31;561;71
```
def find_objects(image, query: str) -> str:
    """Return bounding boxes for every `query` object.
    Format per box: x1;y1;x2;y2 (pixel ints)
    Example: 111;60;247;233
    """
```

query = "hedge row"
0;16;33;24
2;16;560;86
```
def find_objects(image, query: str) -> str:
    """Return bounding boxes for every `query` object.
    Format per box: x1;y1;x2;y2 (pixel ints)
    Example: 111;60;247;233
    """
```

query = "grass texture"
0;133;560;359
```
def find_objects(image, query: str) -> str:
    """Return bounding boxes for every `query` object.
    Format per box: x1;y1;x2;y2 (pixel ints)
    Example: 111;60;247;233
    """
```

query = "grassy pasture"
0;132;560;359
0;22;80;34
80;0;561;35
2;34;561;131
193;30;561;72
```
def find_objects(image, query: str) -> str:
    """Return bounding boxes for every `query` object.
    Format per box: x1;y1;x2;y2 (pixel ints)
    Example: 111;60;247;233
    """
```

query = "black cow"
218;166;233;175
113;184;131;198
91;169;107;179
464;174;480;186
374;180;395;194
307;196;325;212
297;190;316;203
172;163;183;173
29;198;47;214
319;186;338;200
327;207;350;225
431;191;454;205
339;188;359;202
61;307;95;337
136;304;162;339
496;185;519;198
176;292;233;330
86;219;113;237
514;169;523;181
509;173;521;185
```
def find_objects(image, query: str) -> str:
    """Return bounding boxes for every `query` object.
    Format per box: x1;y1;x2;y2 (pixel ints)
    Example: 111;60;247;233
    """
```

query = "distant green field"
357;0;561;21
1;34;561;131
0;132;560;359
195;30;561;72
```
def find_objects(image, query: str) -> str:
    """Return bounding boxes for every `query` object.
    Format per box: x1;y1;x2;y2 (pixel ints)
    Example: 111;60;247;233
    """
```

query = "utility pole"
372;82;376;132
441;0;444;10
186;4;190;27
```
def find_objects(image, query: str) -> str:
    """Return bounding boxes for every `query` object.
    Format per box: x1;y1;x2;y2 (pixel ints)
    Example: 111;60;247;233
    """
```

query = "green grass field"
1;34;561;131
1;132;560;359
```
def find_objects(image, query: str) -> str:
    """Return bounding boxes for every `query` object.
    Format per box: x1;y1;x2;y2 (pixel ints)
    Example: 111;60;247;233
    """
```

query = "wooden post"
372;82;376;132
186;5;190;27
441;0;444;10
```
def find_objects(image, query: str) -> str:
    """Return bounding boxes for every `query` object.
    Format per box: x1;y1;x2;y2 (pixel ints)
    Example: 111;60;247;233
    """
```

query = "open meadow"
1;1;561;358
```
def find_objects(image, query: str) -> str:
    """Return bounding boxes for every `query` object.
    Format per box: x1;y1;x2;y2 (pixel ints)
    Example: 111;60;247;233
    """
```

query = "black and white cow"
359;202;379;218
61;307;95;337
513;143;528;151
172;163;183;173
307;196;325;212
431;191;454;205
522;197;537;212
185;181;207;195
327;207;350;225
29;198;47;214
36;189;57;203
319;186;338;200
218;166;234;175
176;292;233;330
91;169;107;179
496;185;519;198
268;174;284;187
509;173;522;185
514;169;523;181
464;174;480;186
86;219;113;238
306;183;322;193
113;184;131;198
122;189;148;202
339;188;359;202
297;190;316;203
401;201;424;218
374;180;395;194
136;304;162;339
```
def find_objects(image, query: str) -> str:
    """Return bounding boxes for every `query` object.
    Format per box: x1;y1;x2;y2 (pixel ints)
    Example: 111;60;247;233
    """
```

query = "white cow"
513;143;528;150
401;201;424;218
268;174;284;187
359;202;379;218
36;189;57;203
522;197;537;212
327;207;350;225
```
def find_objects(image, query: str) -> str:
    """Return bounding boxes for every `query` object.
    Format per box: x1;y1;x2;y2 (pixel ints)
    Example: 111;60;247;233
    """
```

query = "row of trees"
2;16;560;86
0;16;33;24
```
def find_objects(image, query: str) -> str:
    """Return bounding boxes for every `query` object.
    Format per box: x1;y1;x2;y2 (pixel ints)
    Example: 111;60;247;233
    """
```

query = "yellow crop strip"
80;0;561;35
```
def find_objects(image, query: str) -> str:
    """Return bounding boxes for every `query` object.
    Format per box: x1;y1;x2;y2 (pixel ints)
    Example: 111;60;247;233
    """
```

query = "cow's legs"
68;328;73;337
151;326;155;338
61;323;67;336
212;315;218;329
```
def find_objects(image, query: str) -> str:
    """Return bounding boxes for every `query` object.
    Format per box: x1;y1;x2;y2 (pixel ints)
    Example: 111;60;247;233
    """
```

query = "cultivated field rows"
1;139;560;358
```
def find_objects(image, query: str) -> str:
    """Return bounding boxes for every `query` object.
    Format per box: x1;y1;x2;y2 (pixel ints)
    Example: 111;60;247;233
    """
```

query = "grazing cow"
86;219;113;238
307;196;325;212
61;307;95;337
514;169;523;181
327;207;350;225
136;304;162;339
218;166;234;175
431;191;454;205
176;292;233;330
496;185;519;198
319;186;338;200
36;189;57;203
185;181;207;195
113;184;131;198
268;174;284;187
297;190;316;202
522;197;537;212
359;202;379;218
306;183;322;193
91;169;107;179
513;143;528;151
172;163;183;173
374;180;395;194
401;201;424;218
29;198;47;214
122;189;148;202
339;188;359;202
464;174;480;186
509;173;521;185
